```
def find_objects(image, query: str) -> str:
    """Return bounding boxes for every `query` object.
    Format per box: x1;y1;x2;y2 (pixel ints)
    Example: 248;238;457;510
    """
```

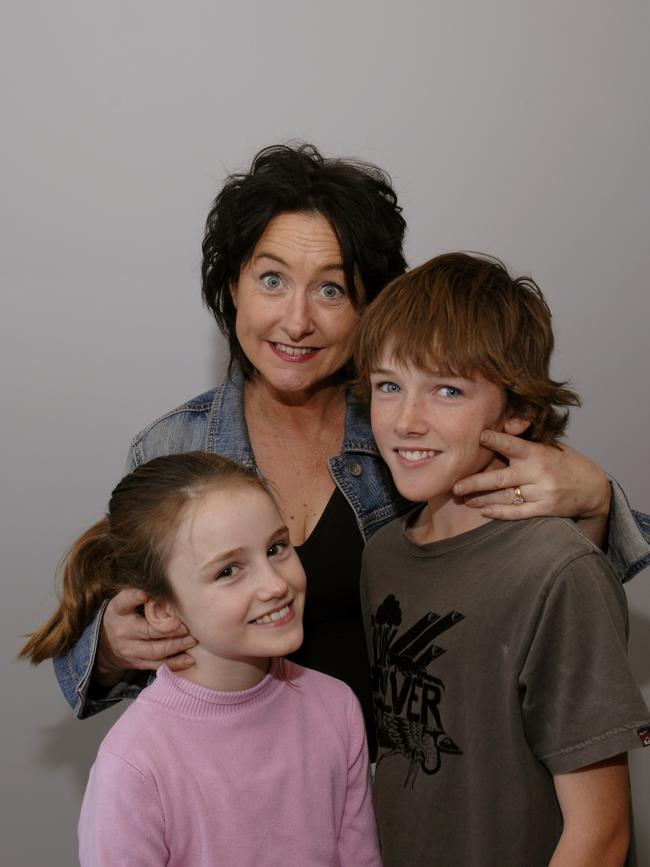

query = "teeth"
253;604;290;625
398;449;437;462
274;343;315;357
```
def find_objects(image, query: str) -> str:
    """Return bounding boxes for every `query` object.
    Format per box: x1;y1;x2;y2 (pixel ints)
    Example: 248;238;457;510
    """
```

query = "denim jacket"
54;366;650;717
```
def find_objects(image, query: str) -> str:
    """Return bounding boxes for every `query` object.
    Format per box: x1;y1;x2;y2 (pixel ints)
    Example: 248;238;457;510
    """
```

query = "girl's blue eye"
319;282;344;300
439;385;462;398
378;381;400;393
262;273;282;290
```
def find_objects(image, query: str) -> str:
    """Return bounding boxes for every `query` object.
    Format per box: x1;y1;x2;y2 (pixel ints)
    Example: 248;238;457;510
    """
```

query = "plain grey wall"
3;2;648;864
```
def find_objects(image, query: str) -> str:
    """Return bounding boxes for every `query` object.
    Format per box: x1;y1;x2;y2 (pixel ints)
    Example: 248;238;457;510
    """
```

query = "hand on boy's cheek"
453;429;611;530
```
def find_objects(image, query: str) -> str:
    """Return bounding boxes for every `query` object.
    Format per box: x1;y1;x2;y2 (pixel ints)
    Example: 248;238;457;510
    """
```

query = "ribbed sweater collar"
140;663;287;720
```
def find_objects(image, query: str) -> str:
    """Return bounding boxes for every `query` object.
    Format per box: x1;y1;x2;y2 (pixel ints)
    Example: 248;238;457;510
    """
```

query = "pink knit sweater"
78;662;381;866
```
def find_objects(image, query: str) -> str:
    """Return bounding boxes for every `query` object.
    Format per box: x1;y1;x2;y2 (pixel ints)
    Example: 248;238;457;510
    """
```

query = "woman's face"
231;211;362;400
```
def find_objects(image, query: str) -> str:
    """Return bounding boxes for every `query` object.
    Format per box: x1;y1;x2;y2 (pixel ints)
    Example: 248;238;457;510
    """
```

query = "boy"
355;253;650;866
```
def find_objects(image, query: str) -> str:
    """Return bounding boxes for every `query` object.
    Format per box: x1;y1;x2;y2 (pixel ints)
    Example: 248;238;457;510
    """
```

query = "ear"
503;411;531;437
229;280;238;309
145;598;186;635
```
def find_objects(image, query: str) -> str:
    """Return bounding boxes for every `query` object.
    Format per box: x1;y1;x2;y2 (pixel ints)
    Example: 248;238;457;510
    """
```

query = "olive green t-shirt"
361;514;650;867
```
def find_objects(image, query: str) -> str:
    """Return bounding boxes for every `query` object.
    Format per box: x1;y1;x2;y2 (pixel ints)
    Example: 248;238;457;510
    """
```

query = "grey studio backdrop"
2;2;649;865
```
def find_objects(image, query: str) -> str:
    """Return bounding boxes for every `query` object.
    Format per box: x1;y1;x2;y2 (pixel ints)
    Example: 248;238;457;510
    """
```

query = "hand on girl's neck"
174;652;271;693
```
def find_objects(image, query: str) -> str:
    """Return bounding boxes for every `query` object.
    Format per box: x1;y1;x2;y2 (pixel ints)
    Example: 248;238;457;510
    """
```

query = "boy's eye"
438;385;462;398
318;282;344;301
216;564;238;580
261;273;282;290
376;381;400;393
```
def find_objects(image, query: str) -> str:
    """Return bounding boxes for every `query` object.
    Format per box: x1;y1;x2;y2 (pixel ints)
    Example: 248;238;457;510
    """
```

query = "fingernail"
181;655;195;666
183;636;197;646
480;431;490;444
454;483;465;495
177;624;189;635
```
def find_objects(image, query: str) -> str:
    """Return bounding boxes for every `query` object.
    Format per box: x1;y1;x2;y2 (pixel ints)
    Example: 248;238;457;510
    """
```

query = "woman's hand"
453;431;612;547
95;587;197;686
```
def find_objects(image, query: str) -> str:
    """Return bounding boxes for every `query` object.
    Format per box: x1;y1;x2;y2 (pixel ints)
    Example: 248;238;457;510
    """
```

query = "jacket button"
348;461;363;477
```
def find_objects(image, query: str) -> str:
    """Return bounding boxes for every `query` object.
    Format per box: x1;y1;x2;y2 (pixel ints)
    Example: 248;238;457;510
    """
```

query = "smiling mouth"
396;448;439;462
250;601;294;625
271;342;320;360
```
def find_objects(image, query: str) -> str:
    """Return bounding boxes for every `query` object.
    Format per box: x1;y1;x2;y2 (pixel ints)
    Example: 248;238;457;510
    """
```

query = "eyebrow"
252;252;345;272
198;524;290;571
370;366;470;380
199;547;245;571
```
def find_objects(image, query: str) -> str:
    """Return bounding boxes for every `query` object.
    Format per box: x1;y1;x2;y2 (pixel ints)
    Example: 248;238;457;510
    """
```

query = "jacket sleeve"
606;476;650;583
78;751;168;866
52;598;148;718
338;692;382;867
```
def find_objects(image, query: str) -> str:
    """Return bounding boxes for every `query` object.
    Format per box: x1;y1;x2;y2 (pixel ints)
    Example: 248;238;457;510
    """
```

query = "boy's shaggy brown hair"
354;252;580;444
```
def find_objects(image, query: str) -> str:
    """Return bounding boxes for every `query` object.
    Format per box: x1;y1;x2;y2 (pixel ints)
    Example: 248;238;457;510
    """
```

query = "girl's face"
230;211;362;401
161;485;306;689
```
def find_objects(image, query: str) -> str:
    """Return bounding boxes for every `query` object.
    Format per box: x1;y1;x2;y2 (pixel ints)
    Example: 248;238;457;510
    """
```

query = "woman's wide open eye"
318;282;344;301
261;273;282;290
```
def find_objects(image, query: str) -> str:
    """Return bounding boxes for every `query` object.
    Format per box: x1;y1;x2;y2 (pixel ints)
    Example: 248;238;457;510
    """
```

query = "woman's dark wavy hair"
201;143;407;378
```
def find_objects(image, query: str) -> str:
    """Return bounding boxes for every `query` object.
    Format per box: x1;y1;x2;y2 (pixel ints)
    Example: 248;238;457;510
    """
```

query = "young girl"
21;452;381;866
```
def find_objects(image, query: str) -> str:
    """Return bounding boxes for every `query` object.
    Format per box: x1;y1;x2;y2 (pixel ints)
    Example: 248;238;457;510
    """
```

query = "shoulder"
127;384;223;466
283;662;361;719
93;697;163;776
133;385;220;441
362;510;409;561
503;517;616;580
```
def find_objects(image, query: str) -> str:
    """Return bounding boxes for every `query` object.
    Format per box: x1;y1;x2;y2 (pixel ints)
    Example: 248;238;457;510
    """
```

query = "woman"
54;144;650;752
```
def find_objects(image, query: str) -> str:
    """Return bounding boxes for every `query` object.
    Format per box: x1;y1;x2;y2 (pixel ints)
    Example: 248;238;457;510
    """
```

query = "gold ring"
512;487;525;506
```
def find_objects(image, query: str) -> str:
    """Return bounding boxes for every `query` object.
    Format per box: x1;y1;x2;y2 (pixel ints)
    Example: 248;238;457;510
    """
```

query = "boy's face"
370;349;529;507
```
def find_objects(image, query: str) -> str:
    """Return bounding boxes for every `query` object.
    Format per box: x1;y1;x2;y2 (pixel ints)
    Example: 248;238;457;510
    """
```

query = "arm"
338;693;382;867
53;588;196;718
549;755;630;867
79;751;169;866
453;431;650;581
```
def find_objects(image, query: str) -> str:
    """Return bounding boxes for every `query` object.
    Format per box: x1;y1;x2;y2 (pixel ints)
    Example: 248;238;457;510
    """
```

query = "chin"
281;626;304;656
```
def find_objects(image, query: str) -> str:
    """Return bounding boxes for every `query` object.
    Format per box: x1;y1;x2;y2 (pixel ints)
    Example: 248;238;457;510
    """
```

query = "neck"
408;497;492;545
408;455;510;544
175;648;271;692
245;376;347;432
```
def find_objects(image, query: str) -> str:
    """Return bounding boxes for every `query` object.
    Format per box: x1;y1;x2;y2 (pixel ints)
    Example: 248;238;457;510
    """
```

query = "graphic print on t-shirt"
371;593;464;787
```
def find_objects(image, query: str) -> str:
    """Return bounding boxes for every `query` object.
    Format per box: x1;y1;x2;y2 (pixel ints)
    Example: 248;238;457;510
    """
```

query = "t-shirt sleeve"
519;551;650;775
78;750;169;866
337;690;382;867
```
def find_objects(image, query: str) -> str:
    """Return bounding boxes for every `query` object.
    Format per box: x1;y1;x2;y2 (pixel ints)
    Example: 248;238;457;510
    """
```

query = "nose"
256;560;290;601
281;290;314;342
395;395;428;437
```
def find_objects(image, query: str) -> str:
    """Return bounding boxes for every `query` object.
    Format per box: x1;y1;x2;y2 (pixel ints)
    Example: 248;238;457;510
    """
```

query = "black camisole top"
287;486;376;758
